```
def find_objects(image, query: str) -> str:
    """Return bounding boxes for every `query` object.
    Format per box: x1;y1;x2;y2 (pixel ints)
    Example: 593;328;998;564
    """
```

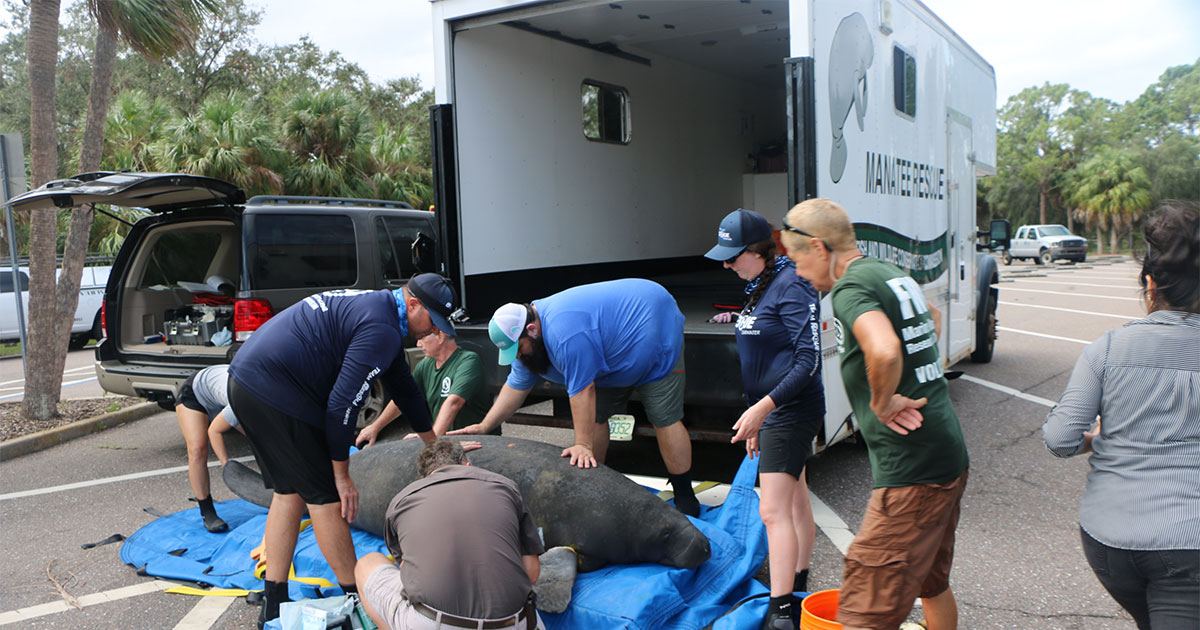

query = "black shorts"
176;372;206;414
758;419;820;478
228;378;339;505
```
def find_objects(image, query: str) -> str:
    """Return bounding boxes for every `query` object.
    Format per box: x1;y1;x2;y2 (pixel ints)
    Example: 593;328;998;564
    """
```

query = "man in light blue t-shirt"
450;278;698;516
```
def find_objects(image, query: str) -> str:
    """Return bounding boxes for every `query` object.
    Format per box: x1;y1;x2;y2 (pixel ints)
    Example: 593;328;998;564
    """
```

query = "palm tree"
101;90;172;171
152;93;284;196
280;90;370;197
357;122;433;208
22;0;219;421
1068;148;1154;254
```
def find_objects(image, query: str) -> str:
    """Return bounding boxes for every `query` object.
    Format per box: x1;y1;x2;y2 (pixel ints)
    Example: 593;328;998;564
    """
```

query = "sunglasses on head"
782;217;833;252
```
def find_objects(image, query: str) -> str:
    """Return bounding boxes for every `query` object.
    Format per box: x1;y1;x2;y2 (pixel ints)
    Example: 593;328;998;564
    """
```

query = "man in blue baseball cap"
229;273;460;628
452;279;701;517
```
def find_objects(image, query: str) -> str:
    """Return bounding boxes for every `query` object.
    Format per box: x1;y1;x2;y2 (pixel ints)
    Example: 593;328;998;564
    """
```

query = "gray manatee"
827;11;874;183
223;436;712;574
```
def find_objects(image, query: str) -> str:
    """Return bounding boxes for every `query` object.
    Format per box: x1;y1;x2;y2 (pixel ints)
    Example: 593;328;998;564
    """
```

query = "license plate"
608;414;635;442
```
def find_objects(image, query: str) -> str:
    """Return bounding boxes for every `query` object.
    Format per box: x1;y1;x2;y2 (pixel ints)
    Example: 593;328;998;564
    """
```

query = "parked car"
7;172;439;419
1004;224;1088;265
1;263;110;349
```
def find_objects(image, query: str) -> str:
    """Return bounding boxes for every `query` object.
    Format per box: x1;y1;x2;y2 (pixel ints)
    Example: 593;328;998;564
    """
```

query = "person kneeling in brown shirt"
354;439;546;630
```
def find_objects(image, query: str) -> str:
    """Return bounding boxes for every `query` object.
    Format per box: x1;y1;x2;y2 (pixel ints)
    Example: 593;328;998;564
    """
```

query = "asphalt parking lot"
0;256;1146;629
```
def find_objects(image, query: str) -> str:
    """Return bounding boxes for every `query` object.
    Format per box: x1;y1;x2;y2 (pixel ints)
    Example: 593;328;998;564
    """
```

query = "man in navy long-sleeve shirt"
229;274;458;628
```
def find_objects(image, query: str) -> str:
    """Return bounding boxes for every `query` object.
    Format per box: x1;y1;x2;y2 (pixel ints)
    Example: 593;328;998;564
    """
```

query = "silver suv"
9;172;439;415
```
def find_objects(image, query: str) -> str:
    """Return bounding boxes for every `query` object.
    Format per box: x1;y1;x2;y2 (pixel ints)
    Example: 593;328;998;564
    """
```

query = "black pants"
1080;528;1200;630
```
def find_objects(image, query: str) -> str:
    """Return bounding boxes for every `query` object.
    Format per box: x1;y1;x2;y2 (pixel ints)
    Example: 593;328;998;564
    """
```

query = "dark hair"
1140;200;1200;314
743;237;779;314
417;439;465;477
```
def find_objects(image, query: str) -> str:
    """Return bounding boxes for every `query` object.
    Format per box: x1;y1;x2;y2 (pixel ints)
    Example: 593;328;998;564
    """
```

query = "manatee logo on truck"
827;12;874;184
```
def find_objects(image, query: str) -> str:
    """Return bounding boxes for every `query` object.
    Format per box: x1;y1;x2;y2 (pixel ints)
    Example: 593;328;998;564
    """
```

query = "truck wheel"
970;289;997;363
1038;249;1054;265
357;380;389;430
1001;251;1013;266
68;333;90;350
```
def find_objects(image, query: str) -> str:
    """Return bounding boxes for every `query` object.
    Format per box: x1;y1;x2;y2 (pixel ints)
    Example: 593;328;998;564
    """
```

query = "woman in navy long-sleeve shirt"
705;209;825;630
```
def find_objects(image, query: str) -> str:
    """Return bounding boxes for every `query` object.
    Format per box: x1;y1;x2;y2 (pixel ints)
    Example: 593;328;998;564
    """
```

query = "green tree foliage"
1067;147;1154;254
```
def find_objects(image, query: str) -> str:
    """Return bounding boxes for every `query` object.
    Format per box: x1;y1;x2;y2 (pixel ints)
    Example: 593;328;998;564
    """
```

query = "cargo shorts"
837;469;969;629
594;350;685;428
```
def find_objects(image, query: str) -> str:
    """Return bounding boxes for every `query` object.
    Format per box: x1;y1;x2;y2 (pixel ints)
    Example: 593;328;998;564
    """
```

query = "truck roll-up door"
785;56;817;207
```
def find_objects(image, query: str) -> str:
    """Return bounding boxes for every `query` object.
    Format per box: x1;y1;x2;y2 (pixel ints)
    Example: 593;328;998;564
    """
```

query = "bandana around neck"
744;255;791;296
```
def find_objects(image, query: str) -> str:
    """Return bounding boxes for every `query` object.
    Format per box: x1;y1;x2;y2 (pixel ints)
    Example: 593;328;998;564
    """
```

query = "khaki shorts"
594;351;685;428
838;469;969;630
363;564;542;630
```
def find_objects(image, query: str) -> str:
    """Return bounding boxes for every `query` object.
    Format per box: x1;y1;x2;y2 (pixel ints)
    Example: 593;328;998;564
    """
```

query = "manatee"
223;435;712;574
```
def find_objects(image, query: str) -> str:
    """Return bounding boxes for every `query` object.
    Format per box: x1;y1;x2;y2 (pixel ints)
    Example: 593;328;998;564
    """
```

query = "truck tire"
357;380;389;430
1038;249;1054;265
68;333;90;350
1001;251;1013;266
971;256;999;363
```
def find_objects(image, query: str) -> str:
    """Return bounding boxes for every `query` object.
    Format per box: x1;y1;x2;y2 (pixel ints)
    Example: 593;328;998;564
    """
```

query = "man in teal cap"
451;278;699;516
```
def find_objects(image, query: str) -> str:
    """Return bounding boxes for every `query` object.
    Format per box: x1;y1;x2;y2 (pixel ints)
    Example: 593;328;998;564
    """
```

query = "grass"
0;343;20;357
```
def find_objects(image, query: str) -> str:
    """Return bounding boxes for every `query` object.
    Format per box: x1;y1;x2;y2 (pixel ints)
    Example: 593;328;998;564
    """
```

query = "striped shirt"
1043;310;1200;550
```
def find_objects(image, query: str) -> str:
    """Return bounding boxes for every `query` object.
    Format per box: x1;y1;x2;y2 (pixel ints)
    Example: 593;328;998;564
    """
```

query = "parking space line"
0;376;98;401
171;595;234;630
1005;279;1140;290
958;374;1057;408
998;301;1137;320
0;456;255;502
0;580;173;625
996;287;1139;301
997;326;1090;345
0;365;96;387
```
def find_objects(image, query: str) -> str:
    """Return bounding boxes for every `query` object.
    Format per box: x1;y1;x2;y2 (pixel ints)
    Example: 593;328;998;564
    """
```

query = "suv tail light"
101;300;107;338
234;298;273;342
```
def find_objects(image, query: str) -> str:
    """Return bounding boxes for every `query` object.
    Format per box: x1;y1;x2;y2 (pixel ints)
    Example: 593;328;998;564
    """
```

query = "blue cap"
404;273;458;336
705;208;772;261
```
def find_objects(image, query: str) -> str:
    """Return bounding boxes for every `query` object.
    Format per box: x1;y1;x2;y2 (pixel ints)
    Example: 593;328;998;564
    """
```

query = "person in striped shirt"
1043;200;1199;630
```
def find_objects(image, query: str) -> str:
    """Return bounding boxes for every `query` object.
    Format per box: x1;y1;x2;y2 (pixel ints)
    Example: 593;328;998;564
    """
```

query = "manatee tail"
222;460;274;508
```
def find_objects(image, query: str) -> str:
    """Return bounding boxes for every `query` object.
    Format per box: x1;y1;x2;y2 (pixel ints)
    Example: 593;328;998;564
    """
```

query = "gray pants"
1080;528;1199;630
363;564;543;630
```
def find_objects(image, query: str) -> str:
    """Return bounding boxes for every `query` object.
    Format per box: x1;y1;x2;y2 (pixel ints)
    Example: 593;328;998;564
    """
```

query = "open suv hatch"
9;172;439;422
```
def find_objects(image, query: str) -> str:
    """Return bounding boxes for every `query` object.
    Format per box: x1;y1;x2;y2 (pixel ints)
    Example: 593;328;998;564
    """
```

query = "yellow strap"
250;559;334;588
164;586;252;597
657;480;719;501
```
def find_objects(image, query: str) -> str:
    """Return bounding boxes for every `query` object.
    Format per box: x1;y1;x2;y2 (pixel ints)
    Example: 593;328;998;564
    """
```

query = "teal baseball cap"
489;303;527;366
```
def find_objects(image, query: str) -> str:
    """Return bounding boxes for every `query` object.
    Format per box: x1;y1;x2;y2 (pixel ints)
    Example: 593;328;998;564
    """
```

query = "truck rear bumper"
96;360;193;401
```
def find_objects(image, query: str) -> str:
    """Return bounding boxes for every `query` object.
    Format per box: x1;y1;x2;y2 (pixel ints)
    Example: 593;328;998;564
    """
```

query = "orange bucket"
800;589;842;630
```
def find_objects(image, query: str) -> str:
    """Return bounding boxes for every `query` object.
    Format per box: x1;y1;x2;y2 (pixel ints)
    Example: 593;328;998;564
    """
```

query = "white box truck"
426;0;1007;449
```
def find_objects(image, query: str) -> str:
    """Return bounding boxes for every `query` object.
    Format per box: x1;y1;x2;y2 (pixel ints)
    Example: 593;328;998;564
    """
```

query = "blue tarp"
121;454;793;629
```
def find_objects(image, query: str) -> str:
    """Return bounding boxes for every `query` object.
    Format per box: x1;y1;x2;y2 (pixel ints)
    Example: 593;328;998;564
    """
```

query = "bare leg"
264;493;304;583
792;468;815;574
176;406;212;499
922;587;958;630
760;472;799;597
653;421;692;475
592;421;610;464
354;552;394;630
308;501;358;586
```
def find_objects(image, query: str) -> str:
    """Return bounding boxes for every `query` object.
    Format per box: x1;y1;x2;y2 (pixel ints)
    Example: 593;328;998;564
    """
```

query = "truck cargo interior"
117;220;239;356
449;0;793;313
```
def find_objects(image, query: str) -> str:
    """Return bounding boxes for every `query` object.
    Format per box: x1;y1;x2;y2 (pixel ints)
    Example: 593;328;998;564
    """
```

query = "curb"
0;401;161;461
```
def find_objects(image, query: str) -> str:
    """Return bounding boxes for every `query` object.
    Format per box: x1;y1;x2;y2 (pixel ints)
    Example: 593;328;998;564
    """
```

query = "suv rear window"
249;214;357;290
140;230;223;288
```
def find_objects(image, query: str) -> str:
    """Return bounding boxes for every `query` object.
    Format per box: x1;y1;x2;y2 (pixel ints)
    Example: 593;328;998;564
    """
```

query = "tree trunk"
22;0;63;422
1039;190;1047;224
1110;226;1118;256
1066;208;1074;233
1095;226;1103;255
79;29;118;172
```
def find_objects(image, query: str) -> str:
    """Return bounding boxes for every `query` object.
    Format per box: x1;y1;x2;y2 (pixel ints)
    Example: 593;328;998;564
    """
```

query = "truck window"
248;214;357;290
893;46;917;117
582;80;630;144
376;216;436;283
1016;227;1027;239
139;230;222;288
1040;225;1070;236
1;271;29;293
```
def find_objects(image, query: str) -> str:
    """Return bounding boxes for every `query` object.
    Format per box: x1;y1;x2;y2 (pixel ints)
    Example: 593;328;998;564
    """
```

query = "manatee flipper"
532;546;577;613
222;460;273;508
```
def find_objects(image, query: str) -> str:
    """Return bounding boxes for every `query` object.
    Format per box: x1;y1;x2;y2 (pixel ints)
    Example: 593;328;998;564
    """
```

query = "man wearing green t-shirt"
781;199;969;630
356;329;497;447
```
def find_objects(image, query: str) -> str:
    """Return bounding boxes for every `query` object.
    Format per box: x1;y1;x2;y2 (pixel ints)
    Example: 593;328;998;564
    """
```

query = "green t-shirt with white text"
830;257;968;487
412;348;496;434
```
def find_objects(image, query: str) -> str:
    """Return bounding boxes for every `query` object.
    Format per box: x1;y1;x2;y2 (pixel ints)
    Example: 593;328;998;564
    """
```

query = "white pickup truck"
1;265;111;349
1004;224;1088;265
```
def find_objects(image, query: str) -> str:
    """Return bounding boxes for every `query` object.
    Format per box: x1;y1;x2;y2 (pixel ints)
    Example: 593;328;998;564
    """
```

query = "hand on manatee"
402;432;420;440
355;424;381;448
562;444;597;469
459;440;483;452
447;423;485;435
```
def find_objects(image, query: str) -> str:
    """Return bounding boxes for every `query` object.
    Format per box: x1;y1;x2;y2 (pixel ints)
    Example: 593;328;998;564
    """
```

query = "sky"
248;0;1200;106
